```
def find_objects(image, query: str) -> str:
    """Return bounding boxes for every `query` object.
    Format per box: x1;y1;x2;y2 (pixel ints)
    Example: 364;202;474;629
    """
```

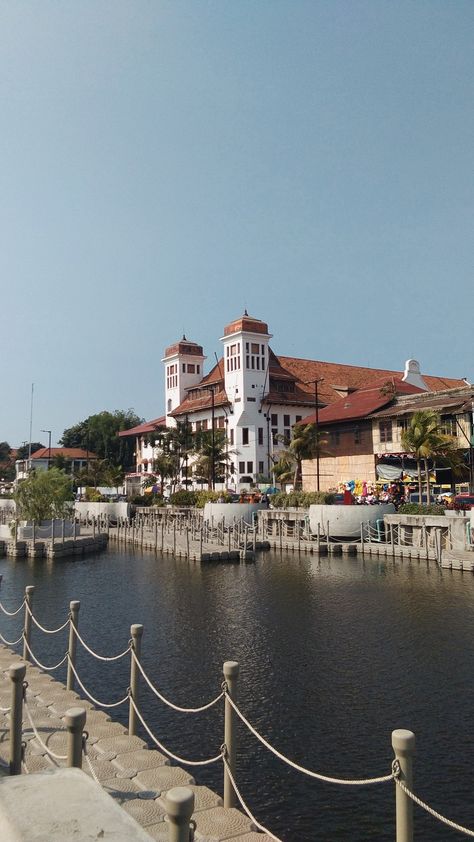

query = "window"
271;413;278;426
226;343;241;372
258;427;264;446
197;365;200;374
440;415;456;436
284;414;290;427
239;462;245;473
245;341;265;371
258;461;264;475
397;418;409;432
354;427;361;444
284;428;291;445
295;415;302;424
202;419;208;431
182;363;186;373
379;420;392;443
217;417;225;429
167;398;172;413
230;463;235;474
166;363;178;389
187;364;195;373
247;461;253;473
330;431;340;446
242;427;249;445
272;428;278;445
229;428;234;445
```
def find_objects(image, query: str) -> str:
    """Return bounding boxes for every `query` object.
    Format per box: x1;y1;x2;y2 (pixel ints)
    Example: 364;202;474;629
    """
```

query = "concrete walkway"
0;645;269;841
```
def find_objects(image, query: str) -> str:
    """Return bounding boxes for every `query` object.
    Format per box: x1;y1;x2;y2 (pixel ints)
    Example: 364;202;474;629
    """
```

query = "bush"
270;491;335;509
131;494;153;506
398;503;446;515
195;491;231;508
169;490;198;506
85;487;104;503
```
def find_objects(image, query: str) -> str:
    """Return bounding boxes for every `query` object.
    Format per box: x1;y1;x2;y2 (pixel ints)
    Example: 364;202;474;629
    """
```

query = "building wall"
302;453;376;491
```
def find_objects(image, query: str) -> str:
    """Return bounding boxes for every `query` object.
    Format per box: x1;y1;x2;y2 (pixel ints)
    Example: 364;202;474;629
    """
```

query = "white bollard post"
22;585;35;662
392;729;415;842
67;600;80;691
165;787;195;842
129;624;143;736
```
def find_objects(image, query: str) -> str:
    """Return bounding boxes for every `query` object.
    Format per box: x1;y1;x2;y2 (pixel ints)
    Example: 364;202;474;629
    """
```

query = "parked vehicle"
454;495;474;510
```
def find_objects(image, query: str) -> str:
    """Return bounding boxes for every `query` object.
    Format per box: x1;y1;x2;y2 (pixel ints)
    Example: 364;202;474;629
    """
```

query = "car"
454;495;474;510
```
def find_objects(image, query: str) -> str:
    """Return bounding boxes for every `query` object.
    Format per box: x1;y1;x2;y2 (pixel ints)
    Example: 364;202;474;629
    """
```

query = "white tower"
162;336;206;426
220;312;272;484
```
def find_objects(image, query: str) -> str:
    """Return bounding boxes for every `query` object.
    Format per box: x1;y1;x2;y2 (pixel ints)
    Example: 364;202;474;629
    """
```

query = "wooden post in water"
392;729;415;842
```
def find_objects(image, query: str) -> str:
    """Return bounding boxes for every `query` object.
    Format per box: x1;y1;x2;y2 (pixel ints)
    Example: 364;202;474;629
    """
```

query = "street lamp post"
41;430;52;470
202;386;216;491
303;379;324;492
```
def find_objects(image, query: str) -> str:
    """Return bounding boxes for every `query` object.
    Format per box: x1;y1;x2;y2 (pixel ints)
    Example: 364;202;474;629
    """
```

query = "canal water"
1;547;474;841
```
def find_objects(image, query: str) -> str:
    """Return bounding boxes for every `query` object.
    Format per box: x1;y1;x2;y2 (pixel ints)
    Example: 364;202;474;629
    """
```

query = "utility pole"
41;430;52;470
304;379;324;492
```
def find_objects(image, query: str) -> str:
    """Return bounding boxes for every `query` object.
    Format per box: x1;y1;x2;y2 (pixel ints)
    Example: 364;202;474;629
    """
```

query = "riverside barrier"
2;589;474;839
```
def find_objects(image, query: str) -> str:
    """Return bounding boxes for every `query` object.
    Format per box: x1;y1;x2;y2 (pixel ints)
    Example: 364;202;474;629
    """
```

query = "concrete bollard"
165;786;195;842
129;624;143;736
22;585;35;662
223;660;239;808
392;729;415;842
65;707;87;769
67;600;81;691
9;663;26;775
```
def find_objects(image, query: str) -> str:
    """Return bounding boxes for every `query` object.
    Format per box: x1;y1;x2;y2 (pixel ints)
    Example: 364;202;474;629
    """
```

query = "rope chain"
22;637;68;671
222;755;283;842
131;649;224;714
66;656;130;709
70;624;132;662
0;598;26;617
0;631;24;647
25;602;71;635
224;693;393;786
23;697;67;761
82;735;102;786
0;704;11;713
394;776;474;838
128;695;223;767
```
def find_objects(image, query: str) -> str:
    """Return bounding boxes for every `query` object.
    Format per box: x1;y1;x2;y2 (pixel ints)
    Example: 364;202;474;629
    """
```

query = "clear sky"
1;1;472;447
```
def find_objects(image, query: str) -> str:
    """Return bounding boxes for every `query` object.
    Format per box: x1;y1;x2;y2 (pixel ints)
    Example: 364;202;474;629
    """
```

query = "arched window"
167;398;172;413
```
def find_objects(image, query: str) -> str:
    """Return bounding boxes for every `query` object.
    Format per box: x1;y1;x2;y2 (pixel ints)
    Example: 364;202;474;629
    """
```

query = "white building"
121;311;467;493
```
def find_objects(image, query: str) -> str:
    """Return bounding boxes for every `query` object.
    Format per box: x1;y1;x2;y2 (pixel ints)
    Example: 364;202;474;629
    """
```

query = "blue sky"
1;1;472;446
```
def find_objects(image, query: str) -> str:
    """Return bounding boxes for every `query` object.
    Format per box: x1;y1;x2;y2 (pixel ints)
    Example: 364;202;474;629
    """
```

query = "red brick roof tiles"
30;448;98;460
118;417;166;437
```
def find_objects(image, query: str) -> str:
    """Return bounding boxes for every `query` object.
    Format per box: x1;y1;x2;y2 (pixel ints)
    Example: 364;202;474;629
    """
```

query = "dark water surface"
1;547;474;841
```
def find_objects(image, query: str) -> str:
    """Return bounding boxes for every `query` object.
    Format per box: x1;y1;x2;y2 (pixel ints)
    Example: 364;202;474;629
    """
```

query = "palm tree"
274;423;330;489
401;410;462;502
152;453;179;496
192;430;232;489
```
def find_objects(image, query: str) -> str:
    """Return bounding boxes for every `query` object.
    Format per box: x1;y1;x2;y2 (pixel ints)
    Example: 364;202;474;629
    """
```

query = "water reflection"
1;547;473;840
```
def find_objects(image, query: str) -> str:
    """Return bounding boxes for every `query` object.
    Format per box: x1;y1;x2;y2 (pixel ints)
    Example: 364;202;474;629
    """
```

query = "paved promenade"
0;644;268;841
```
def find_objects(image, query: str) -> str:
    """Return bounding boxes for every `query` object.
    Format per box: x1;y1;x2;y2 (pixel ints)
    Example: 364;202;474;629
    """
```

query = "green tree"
60;410;143;468
192;430;232;489
401;410;463;501
103;464;125;495
274;424;330;489
14;468;73;521
0;442;15;482
152;453;179;495
16;442;45;460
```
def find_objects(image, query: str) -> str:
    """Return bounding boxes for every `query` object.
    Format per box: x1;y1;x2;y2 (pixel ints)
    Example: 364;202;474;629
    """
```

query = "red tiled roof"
223;313;269;337
30;448;98;460
299;382;422;425
118;416;166;437
170;387;230;417
276;356;466;405
163;338;204;359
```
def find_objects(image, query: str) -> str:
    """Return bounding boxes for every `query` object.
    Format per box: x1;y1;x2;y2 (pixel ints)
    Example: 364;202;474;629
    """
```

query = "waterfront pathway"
0;643;268;841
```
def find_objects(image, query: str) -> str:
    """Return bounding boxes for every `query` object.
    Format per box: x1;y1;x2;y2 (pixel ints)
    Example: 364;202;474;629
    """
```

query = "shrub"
85;487;104;503
398;503;446;515
169;490;198;506
270;491;335;509
195;491;231;508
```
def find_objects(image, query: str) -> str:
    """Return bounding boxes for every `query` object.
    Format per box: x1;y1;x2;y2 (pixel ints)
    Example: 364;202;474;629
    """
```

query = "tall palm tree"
401;410;462;502
192;430;232;489
274;423;330;490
